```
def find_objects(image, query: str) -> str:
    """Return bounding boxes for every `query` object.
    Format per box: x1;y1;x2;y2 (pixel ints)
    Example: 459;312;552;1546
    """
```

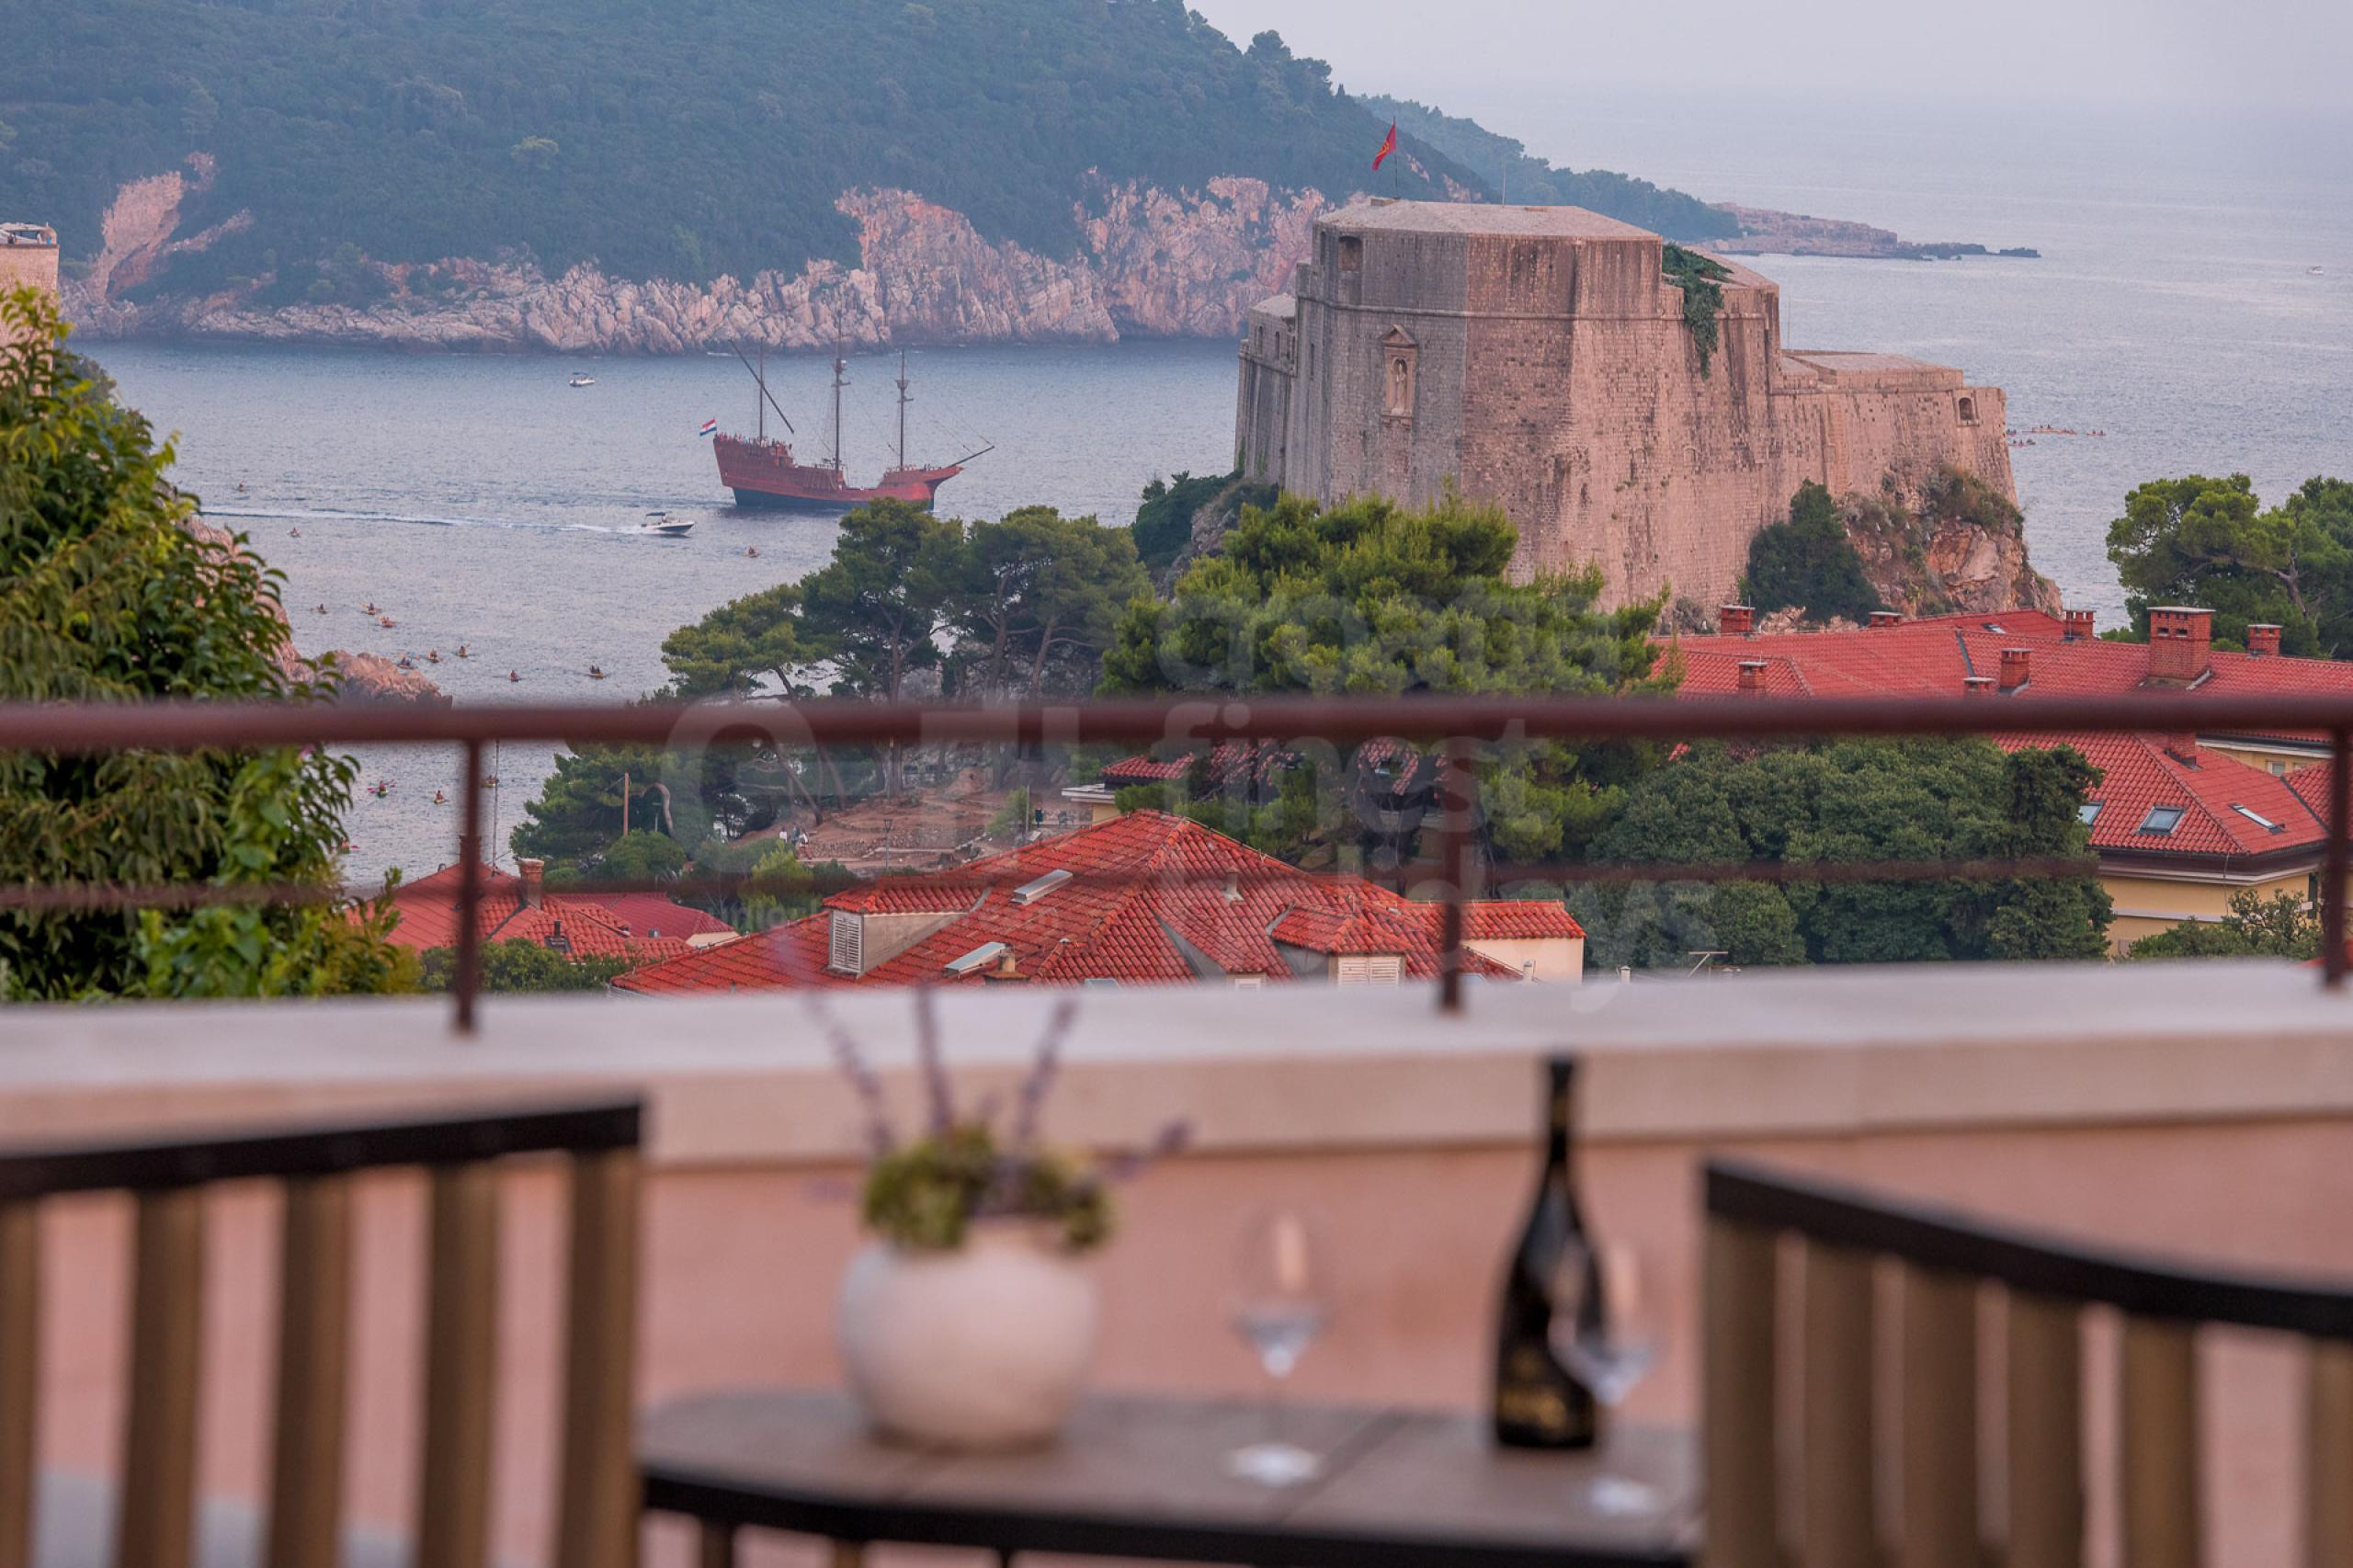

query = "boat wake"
200;505;621;533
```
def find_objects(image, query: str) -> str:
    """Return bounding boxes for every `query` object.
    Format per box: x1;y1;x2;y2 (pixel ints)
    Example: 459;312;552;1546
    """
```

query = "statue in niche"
1387;355;1412;416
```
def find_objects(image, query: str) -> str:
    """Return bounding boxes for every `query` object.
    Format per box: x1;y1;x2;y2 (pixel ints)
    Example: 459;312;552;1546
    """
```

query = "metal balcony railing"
4;687;2349;1029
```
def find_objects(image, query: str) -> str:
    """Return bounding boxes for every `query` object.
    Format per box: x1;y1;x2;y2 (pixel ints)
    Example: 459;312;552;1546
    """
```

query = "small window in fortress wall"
1337;235;1363;273
1957;394;1978;426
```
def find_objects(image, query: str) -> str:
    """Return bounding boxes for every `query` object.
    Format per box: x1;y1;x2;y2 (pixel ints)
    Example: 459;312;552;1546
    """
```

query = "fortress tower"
0;223;61;347
1233;200;2016;608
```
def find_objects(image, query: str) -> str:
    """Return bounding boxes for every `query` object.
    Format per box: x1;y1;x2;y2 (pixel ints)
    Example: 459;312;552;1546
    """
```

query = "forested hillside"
1363;97;1738;243
1;0;1471;296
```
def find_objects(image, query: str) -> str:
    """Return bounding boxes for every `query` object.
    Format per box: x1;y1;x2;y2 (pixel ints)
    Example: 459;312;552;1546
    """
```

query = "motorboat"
569;372;597;387
637;511;696;538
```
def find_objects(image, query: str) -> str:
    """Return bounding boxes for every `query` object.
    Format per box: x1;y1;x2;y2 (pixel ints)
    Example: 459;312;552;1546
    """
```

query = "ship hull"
715;435;960;514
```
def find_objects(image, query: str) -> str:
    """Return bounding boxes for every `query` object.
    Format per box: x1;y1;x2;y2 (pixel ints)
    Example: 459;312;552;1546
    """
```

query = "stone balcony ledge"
3;959;2343;1164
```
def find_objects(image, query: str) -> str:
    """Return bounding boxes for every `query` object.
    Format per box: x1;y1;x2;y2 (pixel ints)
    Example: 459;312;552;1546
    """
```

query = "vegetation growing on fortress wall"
1660;244;1732;376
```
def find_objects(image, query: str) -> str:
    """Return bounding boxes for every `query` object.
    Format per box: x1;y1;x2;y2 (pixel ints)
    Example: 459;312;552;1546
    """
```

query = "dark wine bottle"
1491;1054;1601;1449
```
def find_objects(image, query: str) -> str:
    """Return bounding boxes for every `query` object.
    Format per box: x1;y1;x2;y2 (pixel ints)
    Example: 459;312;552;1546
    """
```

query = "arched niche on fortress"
1381;325;1417;423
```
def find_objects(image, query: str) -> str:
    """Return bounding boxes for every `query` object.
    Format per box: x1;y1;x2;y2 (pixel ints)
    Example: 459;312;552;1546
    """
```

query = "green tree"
1132;470;1268;574
2125;888;2322;960
419;938;631;993
1101;490;1670;863
2105;474;2353;655
0;289;408;999
946;506;1150;699
1745;481;1880;624
798;499;961;704
511;740;761;872
1572;739;2112;969
660;581;829;699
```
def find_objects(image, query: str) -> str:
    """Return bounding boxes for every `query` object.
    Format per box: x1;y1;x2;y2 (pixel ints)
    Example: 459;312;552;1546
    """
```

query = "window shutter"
828;912;864;975
1336;956;1402;987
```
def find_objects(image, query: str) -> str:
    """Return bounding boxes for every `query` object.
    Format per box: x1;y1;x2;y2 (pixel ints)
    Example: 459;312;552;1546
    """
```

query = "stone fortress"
1233;200;2018;608
0;223;61;346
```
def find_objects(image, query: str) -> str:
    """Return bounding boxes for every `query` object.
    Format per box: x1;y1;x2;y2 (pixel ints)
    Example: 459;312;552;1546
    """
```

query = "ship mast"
829;346;847;476
895;350;910;472
756;343;765;442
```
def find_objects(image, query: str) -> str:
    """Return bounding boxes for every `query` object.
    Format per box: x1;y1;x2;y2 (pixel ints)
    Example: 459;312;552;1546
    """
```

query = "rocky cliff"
63;165;1333;354
1839;470;2063;619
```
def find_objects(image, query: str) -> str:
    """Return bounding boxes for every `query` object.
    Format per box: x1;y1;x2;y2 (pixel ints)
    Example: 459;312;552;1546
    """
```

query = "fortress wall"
1813;381;2014;506
1241;202;2023;610
1537;284;1800;601
0;229;60;347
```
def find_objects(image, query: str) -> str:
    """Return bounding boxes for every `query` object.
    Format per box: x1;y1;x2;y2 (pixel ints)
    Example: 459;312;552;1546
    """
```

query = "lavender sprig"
1097;1118;1194;1184
806;993;897;1156
914;984;953;1135
1009;995;1078;1152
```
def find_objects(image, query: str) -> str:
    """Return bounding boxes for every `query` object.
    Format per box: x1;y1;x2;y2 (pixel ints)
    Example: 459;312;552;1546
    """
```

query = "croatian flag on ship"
699;418;719;438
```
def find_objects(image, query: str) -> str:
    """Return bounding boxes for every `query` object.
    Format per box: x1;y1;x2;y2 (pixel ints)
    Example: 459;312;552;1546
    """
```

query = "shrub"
1745;482;1881;623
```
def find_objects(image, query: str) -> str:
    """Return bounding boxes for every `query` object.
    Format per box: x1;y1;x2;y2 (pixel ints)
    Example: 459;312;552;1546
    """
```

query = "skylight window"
2138;804;2187;835
2230;803;2286;834
1010;869;1073;905
943;941;1009;975
1981;622;2008;634
2078;802;2102;825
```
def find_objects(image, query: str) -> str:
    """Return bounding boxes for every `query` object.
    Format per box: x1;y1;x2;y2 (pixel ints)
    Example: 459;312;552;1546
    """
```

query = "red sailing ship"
713;348;988;513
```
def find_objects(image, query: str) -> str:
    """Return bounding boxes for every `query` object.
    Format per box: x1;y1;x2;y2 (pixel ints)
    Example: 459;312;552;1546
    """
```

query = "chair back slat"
1708;1159;2353;1568
2004;1291;2084;1568
554;1147;642;1568
1801;1242;1877;1568
1898;1265;1978;1568
415;1161;501;1568
2307;1341;2353;1568
2120;1317;2201;1568
1703;1215;1780;1568
266;1175;354;1568
0;1201;36;1568
0;1099;640;1568
116;1187;205;1568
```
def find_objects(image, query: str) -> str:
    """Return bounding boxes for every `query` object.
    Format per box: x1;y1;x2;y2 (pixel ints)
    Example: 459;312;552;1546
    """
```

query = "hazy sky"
1186;0;2353;111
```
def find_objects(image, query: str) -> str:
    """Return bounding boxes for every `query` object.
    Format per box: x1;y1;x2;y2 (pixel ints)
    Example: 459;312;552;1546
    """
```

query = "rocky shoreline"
63;169;1323;356
58;162;2030;356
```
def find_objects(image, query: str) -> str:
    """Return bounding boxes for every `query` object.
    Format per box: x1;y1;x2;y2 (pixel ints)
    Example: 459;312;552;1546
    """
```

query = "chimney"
2146;607;2213;683
1869;610;1903;629
1998;647;2031;691
1719;604;1755;637
2062;608;2096;642
517;858;545;909
983;948;1028;984
1736;660;1767;695
2246;622;2282;657
2164;733;2201;765
1962;675;1996;697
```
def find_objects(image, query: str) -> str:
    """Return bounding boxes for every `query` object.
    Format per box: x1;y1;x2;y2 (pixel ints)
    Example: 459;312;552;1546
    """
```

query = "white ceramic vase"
836;1220;1100;1450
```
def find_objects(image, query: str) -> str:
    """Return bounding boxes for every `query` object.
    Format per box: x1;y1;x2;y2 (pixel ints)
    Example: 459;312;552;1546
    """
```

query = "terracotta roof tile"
614;812;1581;994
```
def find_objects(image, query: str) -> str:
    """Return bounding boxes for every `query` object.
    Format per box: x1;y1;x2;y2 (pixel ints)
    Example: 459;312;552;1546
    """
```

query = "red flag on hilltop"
1372;119;1397;171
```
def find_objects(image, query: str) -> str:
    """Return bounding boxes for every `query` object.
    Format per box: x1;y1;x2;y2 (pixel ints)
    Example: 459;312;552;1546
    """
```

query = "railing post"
455;739;485;1034
2325;726;2348;989
1437;738;1476;1013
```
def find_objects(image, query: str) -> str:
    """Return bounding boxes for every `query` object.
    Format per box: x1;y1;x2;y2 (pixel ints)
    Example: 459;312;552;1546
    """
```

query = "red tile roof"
1659;610;2353;866
2003;732;2322;859
614;811;1583;994
381;862;732;961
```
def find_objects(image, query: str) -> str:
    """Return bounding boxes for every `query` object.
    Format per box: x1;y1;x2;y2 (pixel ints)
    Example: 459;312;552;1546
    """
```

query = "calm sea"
90;91;2353;884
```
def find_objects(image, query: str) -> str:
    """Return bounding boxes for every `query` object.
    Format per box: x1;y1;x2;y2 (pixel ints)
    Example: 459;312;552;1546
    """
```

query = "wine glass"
1223;1207;1333;1487
1548;1238;1665;1516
